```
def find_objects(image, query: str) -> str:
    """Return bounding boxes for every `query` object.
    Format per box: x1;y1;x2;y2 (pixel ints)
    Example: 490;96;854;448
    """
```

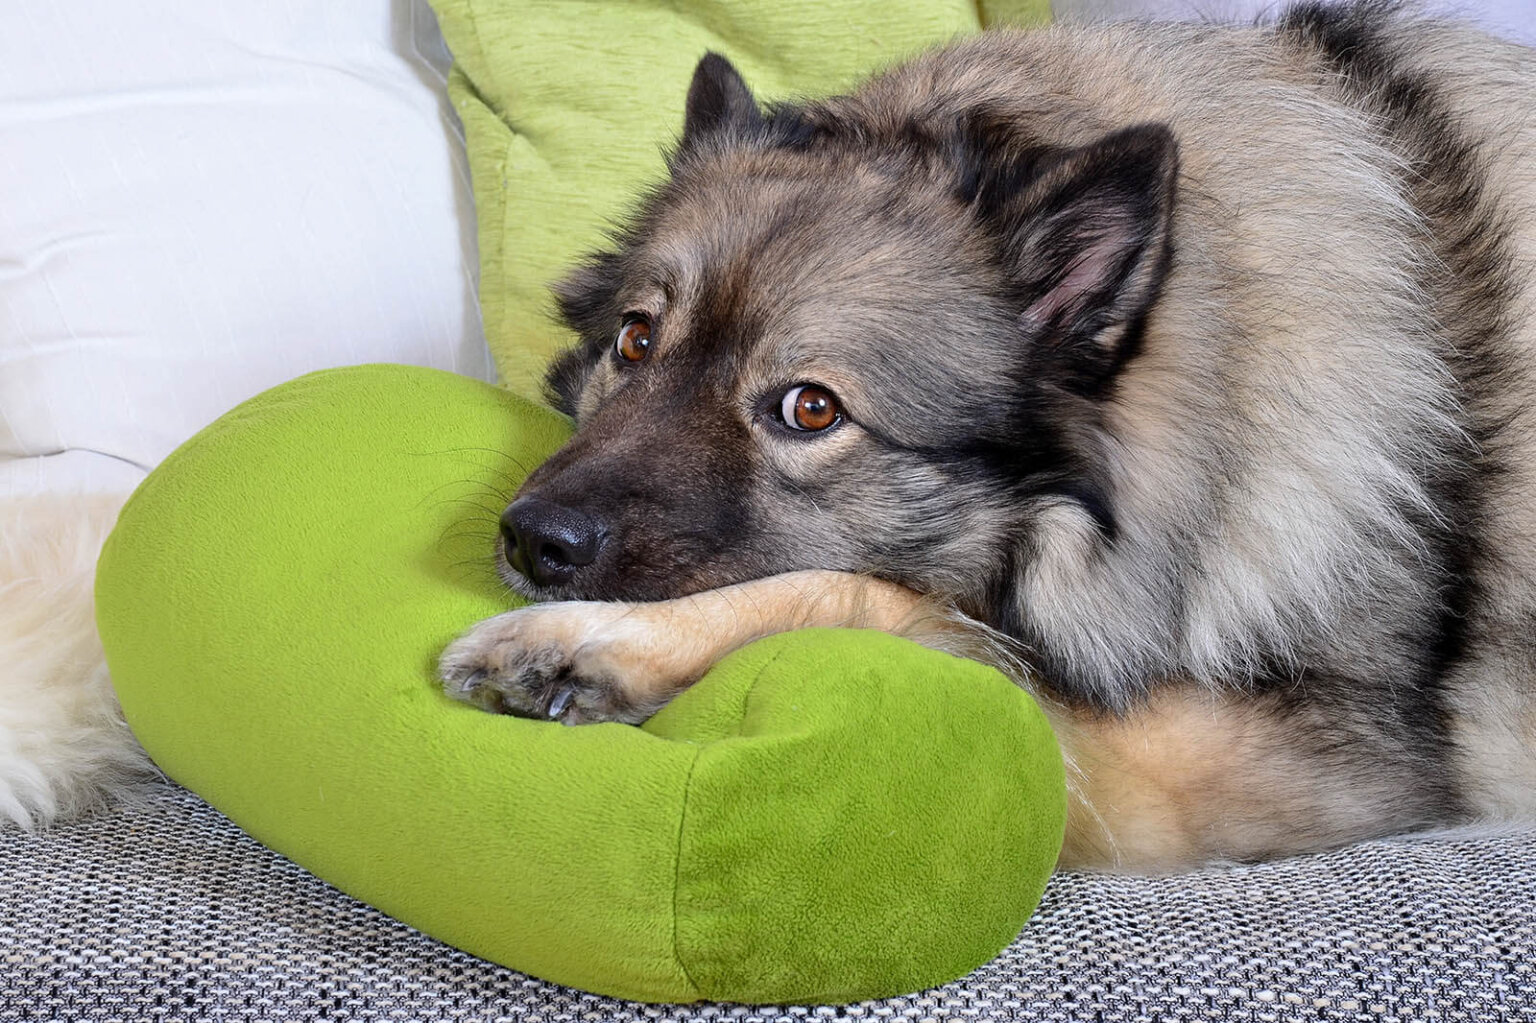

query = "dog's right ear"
680;53;764;149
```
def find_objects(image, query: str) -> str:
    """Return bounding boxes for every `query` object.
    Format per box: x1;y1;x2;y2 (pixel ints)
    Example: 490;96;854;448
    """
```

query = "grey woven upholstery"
3;786;1533;1021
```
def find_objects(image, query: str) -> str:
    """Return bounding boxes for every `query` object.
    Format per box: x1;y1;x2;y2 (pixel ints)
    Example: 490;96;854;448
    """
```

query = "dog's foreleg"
439;573;1475;872
438;570;973;725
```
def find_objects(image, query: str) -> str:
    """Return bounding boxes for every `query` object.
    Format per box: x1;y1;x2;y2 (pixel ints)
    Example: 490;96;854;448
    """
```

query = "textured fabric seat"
4;786;1532;1021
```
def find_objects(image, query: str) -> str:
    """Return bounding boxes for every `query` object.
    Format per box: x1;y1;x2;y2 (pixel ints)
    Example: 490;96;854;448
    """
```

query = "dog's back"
1325;9;1536;824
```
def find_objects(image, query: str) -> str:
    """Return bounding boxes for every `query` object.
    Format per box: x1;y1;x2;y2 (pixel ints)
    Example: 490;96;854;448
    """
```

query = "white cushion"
0;1;493;497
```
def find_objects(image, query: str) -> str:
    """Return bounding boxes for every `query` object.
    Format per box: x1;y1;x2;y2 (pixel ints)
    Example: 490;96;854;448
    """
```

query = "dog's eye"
779;384;841;432
615;316;651;362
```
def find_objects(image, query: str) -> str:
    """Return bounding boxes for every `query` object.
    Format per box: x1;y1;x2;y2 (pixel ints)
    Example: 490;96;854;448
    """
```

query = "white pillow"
0;0;494;498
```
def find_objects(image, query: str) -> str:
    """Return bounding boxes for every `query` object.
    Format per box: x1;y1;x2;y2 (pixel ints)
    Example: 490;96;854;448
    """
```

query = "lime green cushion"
431;0;1051;398
95;364;1065;1004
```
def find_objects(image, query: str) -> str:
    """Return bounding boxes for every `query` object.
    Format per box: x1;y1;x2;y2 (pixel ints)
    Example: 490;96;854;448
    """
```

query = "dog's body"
441;2;1536;871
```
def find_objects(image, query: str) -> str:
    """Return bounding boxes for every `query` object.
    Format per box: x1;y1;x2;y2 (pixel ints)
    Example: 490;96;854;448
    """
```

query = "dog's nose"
500;497;602;586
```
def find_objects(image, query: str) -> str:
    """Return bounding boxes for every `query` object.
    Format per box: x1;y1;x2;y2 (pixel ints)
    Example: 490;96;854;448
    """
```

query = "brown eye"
615;317;651;362
779;384;841;432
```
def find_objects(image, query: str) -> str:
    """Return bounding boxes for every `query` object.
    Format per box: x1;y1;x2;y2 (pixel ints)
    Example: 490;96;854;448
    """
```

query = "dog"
439;1;1536;871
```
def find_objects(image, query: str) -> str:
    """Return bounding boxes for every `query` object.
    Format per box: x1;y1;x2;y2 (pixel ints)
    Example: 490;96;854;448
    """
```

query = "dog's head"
500;53;1178;607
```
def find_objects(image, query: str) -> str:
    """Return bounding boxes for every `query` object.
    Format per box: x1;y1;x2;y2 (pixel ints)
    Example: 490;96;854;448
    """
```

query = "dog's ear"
680;53;764;148
968;123;1179;392
547;252;625;417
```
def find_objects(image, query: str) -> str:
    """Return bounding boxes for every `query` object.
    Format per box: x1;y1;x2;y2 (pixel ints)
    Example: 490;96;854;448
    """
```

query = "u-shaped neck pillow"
96;364;1066;1004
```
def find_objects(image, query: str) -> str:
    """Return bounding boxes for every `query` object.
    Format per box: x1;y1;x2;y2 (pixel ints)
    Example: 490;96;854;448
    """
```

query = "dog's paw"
438;603;661;725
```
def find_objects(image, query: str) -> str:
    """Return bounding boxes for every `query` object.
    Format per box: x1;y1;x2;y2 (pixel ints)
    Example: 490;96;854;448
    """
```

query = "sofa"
7;786;1534;1019
3;1;1533;1019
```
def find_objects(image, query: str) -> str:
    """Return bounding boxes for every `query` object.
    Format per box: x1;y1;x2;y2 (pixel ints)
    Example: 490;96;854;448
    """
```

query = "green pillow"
95;364;1066;1004
431;0;1051;398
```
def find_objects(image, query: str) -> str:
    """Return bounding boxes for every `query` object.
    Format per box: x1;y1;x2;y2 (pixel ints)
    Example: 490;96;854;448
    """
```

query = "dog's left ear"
970;123;1179;391
680;53;764;148
547;251;626;417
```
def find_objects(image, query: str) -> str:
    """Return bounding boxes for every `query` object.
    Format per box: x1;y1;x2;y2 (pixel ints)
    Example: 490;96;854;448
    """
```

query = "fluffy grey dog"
441;2;1536;870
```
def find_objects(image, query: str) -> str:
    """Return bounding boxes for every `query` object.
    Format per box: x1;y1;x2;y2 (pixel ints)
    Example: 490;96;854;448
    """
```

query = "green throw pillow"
95;364;1066;1005
430;0;1051;397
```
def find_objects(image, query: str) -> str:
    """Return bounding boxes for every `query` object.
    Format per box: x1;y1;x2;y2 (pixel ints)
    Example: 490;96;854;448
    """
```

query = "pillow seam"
458;1;500;121
670;641;791;1000
453;2;511;359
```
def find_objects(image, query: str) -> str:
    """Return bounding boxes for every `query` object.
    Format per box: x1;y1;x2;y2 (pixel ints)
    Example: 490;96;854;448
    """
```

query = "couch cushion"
4;786;1532;1019
0;0;493;500
430;0;1051;398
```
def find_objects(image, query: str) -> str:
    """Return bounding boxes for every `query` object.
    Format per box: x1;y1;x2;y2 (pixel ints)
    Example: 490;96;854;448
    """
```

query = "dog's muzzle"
500;496;603;588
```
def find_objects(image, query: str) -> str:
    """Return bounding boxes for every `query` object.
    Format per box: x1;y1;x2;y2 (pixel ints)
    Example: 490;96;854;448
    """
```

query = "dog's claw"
547;685;575;721
457;669;487;693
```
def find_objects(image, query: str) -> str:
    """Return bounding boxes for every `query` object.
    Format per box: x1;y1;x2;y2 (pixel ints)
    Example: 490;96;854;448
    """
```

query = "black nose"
500;497;603;587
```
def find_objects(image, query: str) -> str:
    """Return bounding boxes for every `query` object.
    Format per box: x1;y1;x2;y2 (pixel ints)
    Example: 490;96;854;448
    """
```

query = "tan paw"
438;603;670;725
